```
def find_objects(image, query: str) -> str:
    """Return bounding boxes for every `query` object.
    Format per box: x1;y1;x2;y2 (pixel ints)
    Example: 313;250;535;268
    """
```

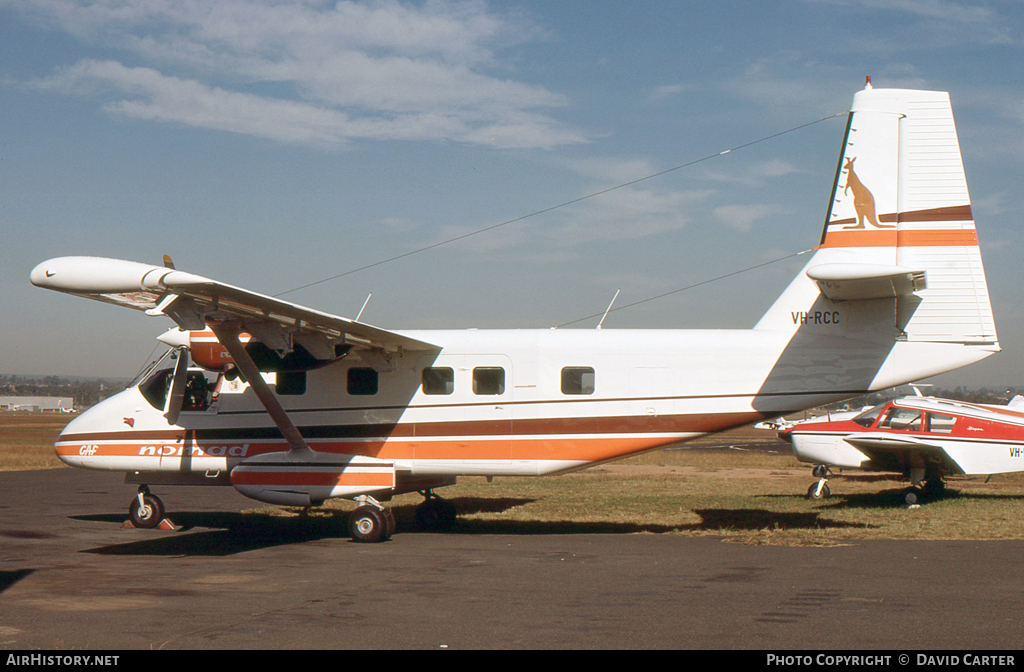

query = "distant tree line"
826;386;1024;412
0;375;128;409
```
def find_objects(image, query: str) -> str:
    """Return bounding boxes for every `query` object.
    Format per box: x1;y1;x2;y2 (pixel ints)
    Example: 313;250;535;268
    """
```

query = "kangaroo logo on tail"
842;157;893;229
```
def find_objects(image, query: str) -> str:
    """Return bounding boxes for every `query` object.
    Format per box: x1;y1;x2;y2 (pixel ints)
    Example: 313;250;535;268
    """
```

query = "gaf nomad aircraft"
32;84;999;541
784;395;1024;504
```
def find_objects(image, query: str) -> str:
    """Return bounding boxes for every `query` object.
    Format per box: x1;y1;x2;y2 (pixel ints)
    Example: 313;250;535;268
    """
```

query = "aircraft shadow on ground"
456;509;870;536
73;497;869;556
0;569;34;595
818;488;1024;510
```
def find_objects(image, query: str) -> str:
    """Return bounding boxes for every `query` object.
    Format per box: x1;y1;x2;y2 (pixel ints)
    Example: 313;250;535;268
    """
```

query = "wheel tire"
129;493;164;529
349;506;387;543
806;483;830;500
383;507;396;540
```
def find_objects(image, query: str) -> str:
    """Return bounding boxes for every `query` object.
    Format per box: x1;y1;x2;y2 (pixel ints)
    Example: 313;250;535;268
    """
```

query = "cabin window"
561;367;595;395
472;367;505;395
422;367;454;395
347;367;378;396
927;412;956;434
276;371;306;396
878;407;923;431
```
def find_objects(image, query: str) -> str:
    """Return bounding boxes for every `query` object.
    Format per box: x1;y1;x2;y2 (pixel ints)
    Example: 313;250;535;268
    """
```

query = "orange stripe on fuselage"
57;435;695;467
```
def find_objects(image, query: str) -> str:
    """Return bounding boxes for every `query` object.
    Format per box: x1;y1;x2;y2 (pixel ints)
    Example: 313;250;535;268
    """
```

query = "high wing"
29;256;439;356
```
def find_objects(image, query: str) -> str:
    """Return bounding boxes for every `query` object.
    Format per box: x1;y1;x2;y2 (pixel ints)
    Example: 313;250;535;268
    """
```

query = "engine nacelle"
187;330;248;370
159;329;351;372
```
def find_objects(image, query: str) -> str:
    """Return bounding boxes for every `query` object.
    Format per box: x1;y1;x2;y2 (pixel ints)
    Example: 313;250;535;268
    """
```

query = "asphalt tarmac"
1;468;1022;651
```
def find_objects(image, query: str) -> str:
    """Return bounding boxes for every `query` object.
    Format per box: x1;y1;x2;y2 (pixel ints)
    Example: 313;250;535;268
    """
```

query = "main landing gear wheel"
415;492;457;531
348;502;395;543
128;487;164;529
924;478;946;498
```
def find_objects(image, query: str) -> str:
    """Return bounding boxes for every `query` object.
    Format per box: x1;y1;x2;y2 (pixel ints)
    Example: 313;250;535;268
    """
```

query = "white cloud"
803;0;1014;46
701;159;804;188
14;0;585;148
714;203;792;231
647;84;688;104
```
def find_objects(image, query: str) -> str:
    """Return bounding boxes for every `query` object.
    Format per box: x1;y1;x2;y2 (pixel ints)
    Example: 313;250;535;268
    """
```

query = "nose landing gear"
128;485;165;529
806;465;832;500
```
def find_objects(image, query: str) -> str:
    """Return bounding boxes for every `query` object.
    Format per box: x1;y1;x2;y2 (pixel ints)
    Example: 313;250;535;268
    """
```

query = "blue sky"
2;0;1022;389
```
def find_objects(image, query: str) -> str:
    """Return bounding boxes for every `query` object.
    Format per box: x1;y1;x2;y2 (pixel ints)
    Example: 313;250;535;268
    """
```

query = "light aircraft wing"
842;433;966;475
29;256;439;355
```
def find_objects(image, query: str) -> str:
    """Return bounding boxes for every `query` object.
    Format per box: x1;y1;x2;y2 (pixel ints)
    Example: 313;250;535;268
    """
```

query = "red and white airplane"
783;395;1024;504
31;84;1000;540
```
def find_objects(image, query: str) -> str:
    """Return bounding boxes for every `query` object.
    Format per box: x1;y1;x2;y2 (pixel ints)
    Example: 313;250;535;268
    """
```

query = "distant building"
0;396;73;412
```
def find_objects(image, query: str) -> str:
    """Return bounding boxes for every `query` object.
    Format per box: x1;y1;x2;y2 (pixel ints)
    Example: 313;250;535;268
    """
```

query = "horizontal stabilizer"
806;263;926;301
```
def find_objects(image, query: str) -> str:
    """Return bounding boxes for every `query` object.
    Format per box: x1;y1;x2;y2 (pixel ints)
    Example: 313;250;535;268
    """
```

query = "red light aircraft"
784;395;1024;503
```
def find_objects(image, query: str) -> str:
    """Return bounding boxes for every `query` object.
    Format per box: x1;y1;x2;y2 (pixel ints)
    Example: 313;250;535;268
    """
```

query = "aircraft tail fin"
756;85;997;349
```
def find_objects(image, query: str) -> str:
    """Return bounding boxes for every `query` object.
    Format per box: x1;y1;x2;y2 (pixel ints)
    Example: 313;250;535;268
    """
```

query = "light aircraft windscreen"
852;404;885;428
137;350;217;412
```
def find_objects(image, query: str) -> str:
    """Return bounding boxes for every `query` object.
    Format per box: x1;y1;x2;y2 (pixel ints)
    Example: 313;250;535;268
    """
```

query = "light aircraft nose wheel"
806;481;830;500
128;487;165;529
349;505;390;543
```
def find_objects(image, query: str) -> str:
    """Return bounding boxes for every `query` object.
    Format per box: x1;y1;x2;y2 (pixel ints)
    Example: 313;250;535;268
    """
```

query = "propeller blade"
164;348;189;425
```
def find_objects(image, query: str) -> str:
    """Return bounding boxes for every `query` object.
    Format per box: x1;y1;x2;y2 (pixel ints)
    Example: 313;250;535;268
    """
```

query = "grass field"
5;412;1024;545
0;412;69;471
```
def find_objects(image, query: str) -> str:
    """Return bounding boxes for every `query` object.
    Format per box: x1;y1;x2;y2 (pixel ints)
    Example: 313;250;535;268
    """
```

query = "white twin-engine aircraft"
31;85;999;541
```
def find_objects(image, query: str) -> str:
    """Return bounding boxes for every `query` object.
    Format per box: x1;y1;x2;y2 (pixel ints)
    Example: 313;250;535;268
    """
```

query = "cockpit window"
878;407;923;431
852;404;885;428
137;349;219;412
183;371;217;409
140;368;173;411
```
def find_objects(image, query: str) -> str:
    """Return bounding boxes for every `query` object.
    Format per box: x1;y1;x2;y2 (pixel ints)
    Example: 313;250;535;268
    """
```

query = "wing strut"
209;323;313;457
